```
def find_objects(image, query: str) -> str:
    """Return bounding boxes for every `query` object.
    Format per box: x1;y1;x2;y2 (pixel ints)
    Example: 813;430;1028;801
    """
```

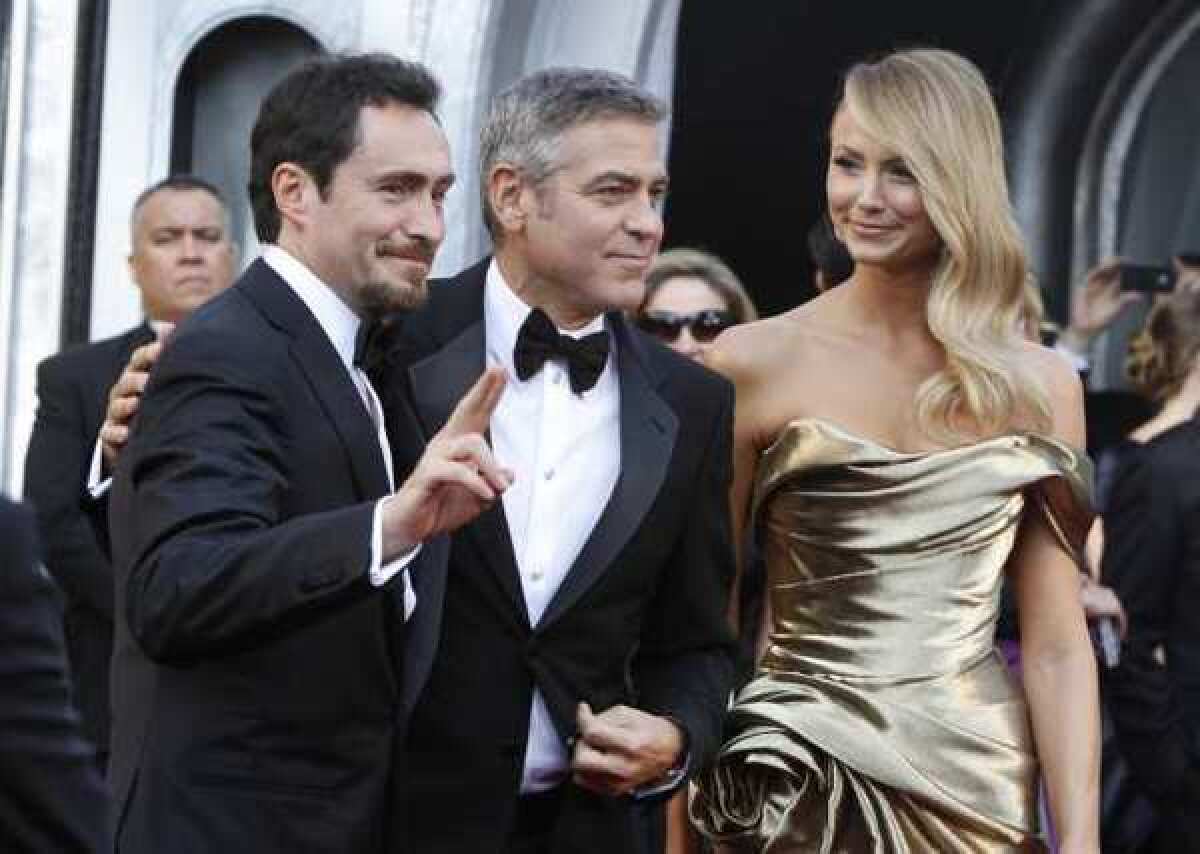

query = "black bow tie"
513;307;609;393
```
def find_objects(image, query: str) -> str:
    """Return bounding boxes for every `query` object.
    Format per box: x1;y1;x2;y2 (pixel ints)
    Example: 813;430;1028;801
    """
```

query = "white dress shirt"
261;247;416;615
484;260;621;793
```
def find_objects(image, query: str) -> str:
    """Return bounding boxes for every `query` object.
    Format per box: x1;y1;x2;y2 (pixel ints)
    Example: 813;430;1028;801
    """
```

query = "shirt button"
552;371;563;385
544;468;555;480
530;567;544;582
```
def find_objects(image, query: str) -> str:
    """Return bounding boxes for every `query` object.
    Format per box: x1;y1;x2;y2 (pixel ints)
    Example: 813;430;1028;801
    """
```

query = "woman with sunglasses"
635;249;757;361
633;248;758;854
690;48;1100;852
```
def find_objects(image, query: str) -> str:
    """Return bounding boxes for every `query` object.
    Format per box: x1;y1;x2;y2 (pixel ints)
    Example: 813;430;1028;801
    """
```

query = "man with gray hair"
374;67;736;852
23;175;237;770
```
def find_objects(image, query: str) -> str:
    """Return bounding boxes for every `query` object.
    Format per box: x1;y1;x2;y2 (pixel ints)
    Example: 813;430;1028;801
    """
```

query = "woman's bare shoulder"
702;308;811;383
1012;340;1085;442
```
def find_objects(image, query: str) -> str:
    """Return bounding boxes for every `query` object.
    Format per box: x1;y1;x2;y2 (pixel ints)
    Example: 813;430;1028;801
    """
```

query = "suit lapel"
239;260;391;501
538;318;678;631
406;286;530;627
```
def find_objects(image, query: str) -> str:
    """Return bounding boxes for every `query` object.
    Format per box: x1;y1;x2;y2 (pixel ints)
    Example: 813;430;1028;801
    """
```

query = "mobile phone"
1120;263;1176;293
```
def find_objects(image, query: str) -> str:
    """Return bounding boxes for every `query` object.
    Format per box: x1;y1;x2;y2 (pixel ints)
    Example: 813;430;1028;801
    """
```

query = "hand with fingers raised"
381;366;512;559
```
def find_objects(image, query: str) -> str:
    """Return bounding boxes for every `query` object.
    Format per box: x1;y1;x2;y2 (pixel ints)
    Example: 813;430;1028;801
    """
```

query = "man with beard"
106;54;509;853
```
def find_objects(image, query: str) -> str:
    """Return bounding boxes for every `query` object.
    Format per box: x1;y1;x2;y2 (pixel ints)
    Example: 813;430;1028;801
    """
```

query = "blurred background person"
0;495;109;852
635;248;758;854
1100;286;1200;854
21;175;236;769
636;248;757;361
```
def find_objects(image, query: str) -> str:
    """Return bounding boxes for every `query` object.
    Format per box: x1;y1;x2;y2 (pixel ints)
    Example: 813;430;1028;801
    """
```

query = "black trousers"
504;789;564;854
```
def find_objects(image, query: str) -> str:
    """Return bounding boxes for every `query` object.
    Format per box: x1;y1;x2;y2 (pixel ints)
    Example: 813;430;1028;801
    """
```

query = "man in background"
22;175;236;768
0;495;108;851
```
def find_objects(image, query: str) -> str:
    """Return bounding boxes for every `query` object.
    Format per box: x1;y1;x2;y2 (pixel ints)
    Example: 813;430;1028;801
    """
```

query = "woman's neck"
841;261;936;341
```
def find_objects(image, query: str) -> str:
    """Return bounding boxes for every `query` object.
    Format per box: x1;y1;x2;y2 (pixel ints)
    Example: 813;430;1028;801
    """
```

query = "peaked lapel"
406;274;530;627
538;317;678;631
237;259;391;502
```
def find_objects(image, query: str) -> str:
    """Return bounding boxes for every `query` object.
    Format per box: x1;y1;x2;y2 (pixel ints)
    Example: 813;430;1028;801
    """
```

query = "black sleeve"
118;328;379;665
0;500;108;852
632;381;737;778
23;358;115;617
1101;444;1196;801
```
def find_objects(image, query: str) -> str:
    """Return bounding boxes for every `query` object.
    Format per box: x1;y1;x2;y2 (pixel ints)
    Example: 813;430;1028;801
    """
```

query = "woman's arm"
1010;356;1099;853
702;327;767;634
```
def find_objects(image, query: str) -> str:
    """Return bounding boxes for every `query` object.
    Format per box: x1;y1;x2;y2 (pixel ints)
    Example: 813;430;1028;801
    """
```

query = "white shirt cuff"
633;751;690;799
87;436;111;499
368;499;419;619
1054;340;1090;374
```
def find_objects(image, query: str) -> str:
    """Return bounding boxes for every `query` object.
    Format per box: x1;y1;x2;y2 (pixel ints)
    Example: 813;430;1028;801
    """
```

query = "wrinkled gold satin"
691;418;1094;853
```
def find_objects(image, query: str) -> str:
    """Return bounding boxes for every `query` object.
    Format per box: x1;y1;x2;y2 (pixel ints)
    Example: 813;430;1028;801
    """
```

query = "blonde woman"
690;49;1100;852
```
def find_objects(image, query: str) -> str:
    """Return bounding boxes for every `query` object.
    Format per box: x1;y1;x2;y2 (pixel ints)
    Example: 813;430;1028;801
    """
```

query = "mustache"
376;238;436;266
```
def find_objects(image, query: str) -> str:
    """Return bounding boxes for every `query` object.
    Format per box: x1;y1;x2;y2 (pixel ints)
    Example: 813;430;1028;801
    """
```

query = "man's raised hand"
381;366;511;558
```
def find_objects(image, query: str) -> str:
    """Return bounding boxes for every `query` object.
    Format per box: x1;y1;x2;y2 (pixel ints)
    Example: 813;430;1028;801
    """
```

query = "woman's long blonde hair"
841;49;1050;439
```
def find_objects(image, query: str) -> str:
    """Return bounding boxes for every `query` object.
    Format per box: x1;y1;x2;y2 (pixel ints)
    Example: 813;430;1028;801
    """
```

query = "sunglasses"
637;309;736;343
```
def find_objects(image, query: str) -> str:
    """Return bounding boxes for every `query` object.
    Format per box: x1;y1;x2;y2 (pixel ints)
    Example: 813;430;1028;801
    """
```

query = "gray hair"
479;67;666;238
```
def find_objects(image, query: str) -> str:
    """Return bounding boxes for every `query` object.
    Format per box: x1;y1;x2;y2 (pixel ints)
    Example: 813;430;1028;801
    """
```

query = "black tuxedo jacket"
108;260;438;853
0;497;109;852
374;259;737;853
23;322;155;754
1102;420;1200;811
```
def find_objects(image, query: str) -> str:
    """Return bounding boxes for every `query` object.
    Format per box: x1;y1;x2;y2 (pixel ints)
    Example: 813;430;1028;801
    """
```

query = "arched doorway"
171;17;321;260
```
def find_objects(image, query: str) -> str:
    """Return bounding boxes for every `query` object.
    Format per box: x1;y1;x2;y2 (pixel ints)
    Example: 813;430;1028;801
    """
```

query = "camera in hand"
1119;263;1176;293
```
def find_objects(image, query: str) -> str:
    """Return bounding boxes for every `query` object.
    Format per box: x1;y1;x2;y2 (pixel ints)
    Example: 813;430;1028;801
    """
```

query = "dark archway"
171;17;321;259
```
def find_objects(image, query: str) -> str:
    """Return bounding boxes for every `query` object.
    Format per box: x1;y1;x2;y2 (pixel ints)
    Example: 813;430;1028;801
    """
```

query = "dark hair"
130;174;229;237
641;248;758;324
1126;288;1200;403
479;67;665;238
248;53;441;243
806;214;854;287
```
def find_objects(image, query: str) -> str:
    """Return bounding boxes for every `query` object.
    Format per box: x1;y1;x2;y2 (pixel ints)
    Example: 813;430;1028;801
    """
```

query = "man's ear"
487;164;529;238
272;162;314;232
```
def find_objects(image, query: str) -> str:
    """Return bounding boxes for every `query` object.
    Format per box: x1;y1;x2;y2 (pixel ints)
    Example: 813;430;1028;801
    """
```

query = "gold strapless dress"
691;418;1093;853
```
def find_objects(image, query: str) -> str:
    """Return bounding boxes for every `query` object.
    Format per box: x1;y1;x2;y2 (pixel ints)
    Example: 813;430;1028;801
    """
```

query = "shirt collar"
262;245;361;374
484;259;608;381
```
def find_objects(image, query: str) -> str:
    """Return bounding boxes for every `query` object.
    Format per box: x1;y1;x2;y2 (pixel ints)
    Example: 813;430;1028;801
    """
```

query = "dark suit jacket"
1101;420;1200;812
108;260;436;853
23;322;154;754
375;259;737;853
0;497;109;852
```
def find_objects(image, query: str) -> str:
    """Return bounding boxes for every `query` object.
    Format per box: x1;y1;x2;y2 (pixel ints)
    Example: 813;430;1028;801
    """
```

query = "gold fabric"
691;418;1094;853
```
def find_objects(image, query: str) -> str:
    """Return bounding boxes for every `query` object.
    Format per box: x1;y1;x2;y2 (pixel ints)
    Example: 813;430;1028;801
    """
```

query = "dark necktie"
353;318;384;369
513;307;609;394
